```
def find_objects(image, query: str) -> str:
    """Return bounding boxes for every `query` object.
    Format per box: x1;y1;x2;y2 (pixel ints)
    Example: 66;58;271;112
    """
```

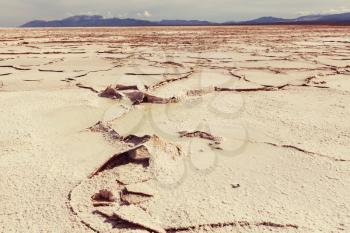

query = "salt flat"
0;26;349;233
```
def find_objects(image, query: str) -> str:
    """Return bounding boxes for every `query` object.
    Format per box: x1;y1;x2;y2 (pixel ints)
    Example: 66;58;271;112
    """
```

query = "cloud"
136;10;152;18
118;13;128;18
144;10;151;17
298;6;350;16
326;6;350;14
106;11;114;18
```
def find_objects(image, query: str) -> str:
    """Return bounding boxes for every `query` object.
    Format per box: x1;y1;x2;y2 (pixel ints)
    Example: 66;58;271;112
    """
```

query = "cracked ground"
0;26;349;232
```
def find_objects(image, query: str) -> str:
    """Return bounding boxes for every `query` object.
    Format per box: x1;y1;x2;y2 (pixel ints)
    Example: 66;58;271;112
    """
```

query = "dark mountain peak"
237;16;292;25
255;16;286;21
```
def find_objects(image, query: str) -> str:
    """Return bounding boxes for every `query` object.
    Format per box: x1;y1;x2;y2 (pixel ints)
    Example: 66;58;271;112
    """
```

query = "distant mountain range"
235;12;350;25
21;15;217;27
21;12;350;27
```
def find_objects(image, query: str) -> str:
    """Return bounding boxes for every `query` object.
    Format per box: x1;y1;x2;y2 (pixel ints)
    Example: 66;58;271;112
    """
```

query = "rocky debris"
90;135;182;177
143;93;177;105
179;131;223;150
124;91;178;105
257;222;298;229
61;78;76;83
330;66;341;74
124;91;144;104
208;141;223;150
99;85;123;99
97;205;166;233
304;76;327;85
99;85;178;104
87;131;160;177
179;131;221;142
92;189;116;202
88;121;121;140
115;84;139;91
128;145;151;161
305;76;317;84
123;135;152;146
90;145;148;177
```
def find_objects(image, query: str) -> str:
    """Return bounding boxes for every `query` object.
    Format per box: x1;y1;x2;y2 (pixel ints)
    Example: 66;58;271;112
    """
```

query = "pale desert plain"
0;26;350;233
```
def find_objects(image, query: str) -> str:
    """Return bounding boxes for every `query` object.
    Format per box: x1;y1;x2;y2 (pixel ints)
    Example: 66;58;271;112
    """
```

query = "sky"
1;0;350;27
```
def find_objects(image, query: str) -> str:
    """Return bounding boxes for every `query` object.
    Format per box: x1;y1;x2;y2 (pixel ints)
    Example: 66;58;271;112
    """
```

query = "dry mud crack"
1;26;350;233
68;130;301;233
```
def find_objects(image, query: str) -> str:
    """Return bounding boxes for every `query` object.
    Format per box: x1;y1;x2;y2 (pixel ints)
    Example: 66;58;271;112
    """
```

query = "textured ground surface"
0;26;349;233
